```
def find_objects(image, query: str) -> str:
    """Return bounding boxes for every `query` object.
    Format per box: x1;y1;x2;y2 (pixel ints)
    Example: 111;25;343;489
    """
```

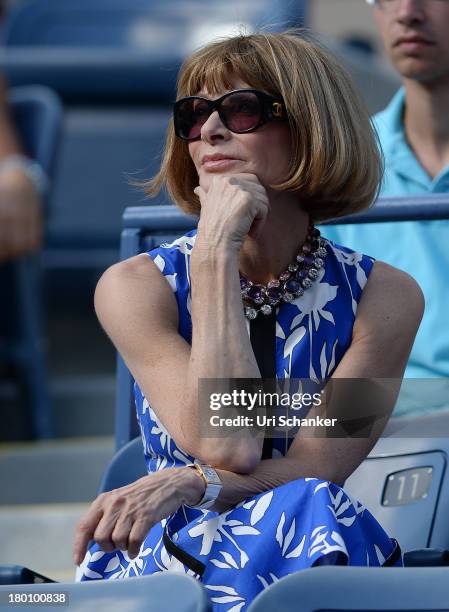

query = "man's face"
373;0;449;83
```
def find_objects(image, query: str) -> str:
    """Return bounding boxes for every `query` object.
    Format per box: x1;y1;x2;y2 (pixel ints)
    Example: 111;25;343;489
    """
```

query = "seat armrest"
404;549;449;567
0;565;56;585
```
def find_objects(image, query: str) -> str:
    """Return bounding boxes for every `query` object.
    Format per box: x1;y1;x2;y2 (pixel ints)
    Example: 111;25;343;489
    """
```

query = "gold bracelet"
189;463;208;488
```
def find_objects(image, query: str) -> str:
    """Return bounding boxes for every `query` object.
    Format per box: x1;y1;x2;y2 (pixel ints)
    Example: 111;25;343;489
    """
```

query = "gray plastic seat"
0;572;211;612
344;409;449;552
246;565;449;612
99;436;146;493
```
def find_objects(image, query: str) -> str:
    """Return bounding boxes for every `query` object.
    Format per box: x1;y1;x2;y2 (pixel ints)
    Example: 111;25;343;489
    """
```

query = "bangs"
177;37;280;98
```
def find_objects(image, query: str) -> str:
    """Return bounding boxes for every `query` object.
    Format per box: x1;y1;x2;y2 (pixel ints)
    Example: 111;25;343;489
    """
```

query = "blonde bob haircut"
145;30;383;223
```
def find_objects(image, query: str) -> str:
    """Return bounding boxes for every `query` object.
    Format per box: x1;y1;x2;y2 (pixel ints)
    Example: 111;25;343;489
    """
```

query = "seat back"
0;572;211;612
1;0;306;271
344;411;449;551
246;565;449;612
3;0;308;47
99;436;147;493
8;84;62;183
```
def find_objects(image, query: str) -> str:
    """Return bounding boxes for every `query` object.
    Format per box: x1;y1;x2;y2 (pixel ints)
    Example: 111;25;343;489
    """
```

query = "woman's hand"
194;173;269;251
72;466;205;566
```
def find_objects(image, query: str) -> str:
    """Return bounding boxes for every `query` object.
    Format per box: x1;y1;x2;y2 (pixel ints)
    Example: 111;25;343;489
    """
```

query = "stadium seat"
0;0;307;273
98;436;147;493
0;572;211;612
0;50;187;271
0;85;62;439
2;0;307;48
344;410;449;553
246;565;449;612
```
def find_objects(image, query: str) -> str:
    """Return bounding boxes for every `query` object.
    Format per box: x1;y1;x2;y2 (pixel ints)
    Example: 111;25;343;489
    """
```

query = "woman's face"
187;80;292;194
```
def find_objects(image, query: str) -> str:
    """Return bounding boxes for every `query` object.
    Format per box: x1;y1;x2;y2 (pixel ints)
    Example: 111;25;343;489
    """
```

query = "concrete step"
0;437;115;505
50;374;116;438
0;503;90;582
1;374;116;440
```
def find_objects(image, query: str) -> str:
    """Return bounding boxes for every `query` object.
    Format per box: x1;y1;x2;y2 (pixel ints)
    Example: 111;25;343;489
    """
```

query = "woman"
74;31;423;609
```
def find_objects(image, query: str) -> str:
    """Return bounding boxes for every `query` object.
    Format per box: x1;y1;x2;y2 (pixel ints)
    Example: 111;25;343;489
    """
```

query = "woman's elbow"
205;444;261;474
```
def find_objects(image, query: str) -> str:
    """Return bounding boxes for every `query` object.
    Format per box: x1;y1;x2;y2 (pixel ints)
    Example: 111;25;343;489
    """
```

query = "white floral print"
77;230;402;611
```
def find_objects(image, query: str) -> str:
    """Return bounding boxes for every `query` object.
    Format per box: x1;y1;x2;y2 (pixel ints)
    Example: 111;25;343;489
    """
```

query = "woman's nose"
200;110;231;142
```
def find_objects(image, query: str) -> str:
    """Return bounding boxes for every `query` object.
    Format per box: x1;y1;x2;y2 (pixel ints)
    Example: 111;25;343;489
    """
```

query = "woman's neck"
238;191;310;285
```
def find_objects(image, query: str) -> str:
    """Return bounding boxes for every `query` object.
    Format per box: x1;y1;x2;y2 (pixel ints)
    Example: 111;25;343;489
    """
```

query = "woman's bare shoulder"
99;253;165;281
354;260;424;342
96;253;176;295
94;253;178;330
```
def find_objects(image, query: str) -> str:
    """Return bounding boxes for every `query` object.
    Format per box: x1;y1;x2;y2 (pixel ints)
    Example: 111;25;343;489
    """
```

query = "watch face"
202;465;222;485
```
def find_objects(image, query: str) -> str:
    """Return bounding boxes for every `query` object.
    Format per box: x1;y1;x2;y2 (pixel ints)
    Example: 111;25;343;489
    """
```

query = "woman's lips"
201;158;240;171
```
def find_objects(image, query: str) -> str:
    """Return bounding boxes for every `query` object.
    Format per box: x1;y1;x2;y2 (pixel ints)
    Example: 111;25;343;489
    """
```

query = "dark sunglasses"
173;88;287;141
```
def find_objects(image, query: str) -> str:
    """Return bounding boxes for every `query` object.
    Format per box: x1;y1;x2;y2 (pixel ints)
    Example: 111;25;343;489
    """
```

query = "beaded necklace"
240;227;327;320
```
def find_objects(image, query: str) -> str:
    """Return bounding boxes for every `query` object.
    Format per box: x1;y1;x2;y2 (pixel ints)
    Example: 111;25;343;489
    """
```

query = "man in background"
324;0;449;400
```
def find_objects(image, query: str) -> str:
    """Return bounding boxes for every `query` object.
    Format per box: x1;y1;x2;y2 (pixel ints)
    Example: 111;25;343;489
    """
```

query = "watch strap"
184;462;222;510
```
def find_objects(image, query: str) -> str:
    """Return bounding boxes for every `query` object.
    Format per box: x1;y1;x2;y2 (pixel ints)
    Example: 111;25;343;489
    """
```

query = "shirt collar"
376;88;435;188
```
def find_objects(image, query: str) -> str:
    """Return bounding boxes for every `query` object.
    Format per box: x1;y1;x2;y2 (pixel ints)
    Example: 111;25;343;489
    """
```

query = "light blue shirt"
322;89;449;413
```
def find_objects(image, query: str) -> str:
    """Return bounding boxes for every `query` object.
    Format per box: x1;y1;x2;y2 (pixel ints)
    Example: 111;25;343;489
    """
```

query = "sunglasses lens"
174;91;267;140
221;92;262;132
175;98;210;140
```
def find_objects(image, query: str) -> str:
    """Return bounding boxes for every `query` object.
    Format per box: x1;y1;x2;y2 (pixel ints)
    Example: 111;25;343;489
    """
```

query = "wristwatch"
0;154;49;195
185;460;222;510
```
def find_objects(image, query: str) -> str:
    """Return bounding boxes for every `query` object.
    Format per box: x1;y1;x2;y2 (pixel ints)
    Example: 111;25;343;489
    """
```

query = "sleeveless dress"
76;230;403;611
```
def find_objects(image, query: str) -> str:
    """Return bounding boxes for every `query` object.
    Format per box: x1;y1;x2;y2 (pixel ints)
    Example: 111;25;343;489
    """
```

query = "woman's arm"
75;261;423;562
0;74;43;261
184;261;425;512
95;174;269;473
0;74;23;157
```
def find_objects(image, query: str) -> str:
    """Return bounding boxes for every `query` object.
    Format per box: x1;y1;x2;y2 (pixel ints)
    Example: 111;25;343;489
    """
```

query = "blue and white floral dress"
77;230;402;611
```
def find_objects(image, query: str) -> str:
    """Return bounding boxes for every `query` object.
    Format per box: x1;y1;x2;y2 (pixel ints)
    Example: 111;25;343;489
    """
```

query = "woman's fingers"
195;173;270;247
248;202;269;239
228;172;260;184
93;510;122;553
72;504;104;566
72;488;157;565
193;185;206;201
111;515;133;552
73;470;189;566
127;517;152;559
